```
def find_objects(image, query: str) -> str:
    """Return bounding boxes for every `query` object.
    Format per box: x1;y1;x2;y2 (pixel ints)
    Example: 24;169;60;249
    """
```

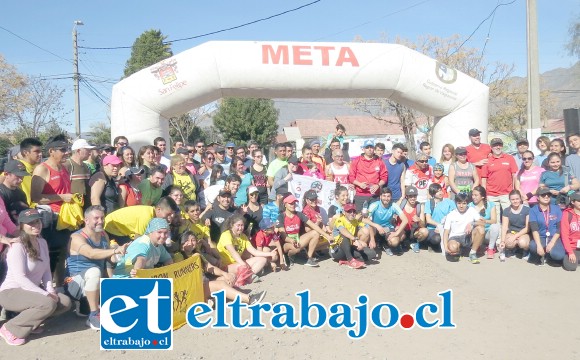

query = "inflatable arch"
111;41;489;156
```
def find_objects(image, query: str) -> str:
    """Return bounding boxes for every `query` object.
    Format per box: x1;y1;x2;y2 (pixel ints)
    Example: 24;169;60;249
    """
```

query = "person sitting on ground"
442;192;484;264
277;194;331;267
113;218;174;277
398;186;428;252
301;189;329;233
330;202;375;269
66;205;129;330
104;196;179;245
366;187;407;256
252;218;286;272
499;190;531;261
175;230;266;305
0;209;71;346
202;189;238;244
327;184;349;230
468;186;500;260
424;183;456;251
262;188;286;224
559;191;580;271
528;187;565;266
178;202;221;268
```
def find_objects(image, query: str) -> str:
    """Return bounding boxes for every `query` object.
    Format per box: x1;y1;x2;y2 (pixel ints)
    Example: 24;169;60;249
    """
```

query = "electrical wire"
0;25;72;63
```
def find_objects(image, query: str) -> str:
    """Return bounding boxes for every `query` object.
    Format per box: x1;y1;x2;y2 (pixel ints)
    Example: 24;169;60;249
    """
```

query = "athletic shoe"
74;298;90;317
522;250;530;261
30;326;44;335
87;313;100;331
0;324;25;346
251;274;262;283
385;248;394;256
499;252;506;262
347;258;365;269
249;291;267;305
469;253;480;264
486;248;495;259
538;256;545;267
410;242;420;253
505;249;515;259
305;258;319;267
381;244;390;253
395;244;403;255
338;260;349;266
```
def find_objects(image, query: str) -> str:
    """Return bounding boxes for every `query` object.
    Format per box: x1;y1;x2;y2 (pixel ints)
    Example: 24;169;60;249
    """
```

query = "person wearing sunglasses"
514;139;538;168
448;146;479;200
481;138;518;220
113;136;129;154
528;187;565;266
515;150;545;207
404;153;433;204
195;151;216;187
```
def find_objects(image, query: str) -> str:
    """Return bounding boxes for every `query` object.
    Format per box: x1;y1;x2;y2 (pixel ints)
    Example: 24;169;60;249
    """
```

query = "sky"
1;0;578;134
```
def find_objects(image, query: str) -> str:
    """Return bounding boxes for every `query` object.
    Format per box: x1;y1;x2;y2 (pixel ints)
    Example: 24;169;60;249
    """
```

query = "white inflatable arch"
111;41;488;156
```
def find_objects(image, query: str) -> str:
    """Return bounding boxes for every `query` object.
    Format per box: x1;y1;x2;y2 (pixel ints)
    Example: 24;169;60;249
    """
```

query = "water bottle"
110;240;121;263
165;237;173;247
362;201;369;217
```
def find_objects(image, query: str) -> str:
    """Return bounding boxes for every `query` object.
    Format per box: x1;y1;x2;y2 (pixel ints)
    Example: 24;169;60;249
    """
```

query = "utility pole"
526;0;541;144
73;20;84;138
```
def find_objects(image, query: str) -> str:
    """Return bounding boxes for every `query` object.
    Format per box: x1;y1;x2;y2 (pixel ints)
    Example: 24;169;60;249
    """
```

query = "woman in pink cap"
89;155;122;214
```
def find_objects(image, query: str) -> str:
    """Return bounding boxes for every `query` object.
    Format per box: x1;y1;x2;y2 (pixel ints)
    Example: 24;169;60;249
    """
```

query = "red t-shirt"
278;212;309;235
302;204;321;223
481;153;518;196
398;204;418;231
253;230;278;247
348;155;388;196
466;143;491;178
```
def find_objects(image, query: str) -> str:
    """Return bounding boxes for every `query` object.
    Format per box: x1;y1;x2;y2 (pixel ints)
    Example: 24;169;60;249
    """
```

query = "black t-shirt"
202;206;237;243
503;206;530;232
244;205;263;238
250;166;268;205
0;183;28;224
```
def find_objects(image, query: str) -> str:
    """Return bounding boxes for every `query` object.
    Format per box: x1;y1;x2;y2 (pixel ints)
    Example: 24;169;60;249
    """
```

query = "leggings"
563;249;580;271
330;236;377;262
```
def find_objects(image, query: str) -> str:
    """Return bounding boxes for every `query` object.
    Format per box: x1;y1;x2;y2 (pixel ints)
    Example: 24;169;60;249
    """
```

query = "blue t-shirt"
385;159;405;201
113;235;172;278
368;201;403;228
539;170;566;191
468;201;497;231
262;202;281;224
425;198;456;229
529;204;561;240
234;172;254;206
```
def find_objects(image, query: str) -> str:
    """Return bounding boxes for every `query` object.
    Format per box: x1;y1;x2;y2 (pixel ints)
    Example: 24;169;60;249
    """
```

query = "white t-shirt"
443;207;481;238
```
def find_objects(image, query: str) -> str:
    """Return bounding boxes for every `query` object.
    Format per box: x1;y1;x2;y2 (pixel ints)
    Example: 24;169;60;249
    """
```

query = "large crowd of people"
0;126;578;346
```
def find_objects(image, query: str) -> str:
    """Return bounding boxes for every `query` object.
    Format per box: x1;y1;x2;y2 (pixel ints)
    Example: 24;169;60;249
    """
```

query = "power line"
0;25;71;64
79;0;321;50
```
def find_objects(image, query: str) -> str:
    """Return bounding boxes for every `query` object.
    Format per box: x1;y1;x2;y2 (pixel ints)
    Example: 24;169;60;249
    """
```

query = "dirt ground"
2;250;579;360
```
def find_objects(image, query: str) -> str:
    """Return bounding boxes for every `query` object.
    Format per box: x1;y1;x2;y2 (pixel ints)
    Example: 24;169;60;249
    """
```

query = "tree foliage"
123;29;173;78
566;14;580;59
87;121;112;145
168;106;213;144
0;54;29;123
213;98;279;149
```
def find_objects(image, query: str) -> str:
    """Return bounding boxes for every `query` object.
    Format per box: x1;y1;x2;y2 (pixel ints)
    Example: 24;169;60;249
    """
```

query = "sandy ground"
2;250;579;360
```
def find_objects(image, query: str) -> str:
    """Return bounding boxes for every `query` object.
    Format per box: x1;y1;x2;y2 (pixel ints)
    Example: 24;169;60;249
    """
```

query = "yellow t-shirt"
217;230;251;266
179;219;210;241
173;172;197;201
104;205;155;238
332;215;364;248
18;159;36;207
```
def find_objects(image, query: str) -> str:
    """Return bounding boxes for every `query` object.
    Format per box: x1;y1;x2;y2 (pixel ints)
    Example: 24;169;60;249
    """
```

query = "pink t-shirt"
518;166;545;203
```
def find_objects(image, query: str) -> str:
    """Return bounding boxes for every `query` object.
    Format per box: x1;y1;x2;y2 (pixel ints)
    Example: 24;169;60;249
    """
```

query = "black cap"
490;138;503;146
125;166;145;178
215;146;225;154
287;155;299;164
405;186;419;196
468;129;481;137
537;187;551;196
218;189;232;197
454;146;467;155
4;160;29;177
569;191;580;202
304;189;318;200
18;208;42;224
516;139;529;146
176;147;189;155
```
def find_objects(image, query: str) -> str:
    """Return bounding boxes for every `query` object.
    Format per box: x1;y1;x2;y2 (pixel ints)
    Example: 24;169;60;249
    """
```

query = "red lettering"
262;45;289;64
336;47;359;67
313;46;334;66
293;46;312;65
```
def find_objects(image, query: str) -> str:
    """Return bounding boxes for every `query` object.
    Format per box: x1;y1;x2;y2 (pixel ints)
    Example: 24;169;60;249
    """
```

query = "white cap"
71;139;96;151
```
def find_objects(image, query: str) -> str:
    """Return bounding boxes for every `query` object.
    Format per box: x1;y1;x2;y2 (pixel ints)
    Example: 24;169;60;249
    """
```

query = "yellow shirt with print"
18;159;36;207
179;219;210;241
217;230;251;266
104;205;155;238
332;215;364;248
173;172;197;201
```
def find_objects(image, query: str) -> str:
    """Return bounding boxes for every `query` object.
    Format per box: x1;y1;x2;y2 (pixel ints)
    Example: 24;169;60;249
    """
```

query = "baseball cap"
516;139;529;146
304;189;318;200
18;208;42;224
569;191;580;202
125;166;145;178
8;145;20;158
310;139;321;146
71;139;96;151
102;155;122;166
258;218;276;230
225;142;236;148
283;194;299;204
343;203;356;212
362;139;375;148
176;147;189;155
247;186;259;195
455;146;467;155
434;163;444;171
405;186;419;196
468;128;481;137
287;155;299;164
218;189;232;197
4;160;29;177
490;138;504;146
215;146;225;153
416;153;428;161
537;187;551;196
45;140;68;150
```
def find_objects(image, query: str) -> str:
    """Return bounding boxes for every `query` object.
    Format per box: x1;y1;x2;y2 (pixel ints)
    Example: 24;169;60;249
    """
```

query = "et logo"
100;279;173;350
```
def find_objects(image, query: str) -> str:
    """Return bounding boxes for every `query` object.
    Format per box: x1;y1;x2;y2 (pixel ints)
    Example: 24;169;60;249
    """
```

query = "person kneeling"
330;203;376;269
442;193;484;264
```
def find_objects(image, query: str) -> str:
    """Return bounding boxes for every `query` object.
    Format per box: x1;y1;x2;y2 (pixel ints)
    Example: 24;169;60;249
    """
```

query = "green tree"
123;29;173;78
168;106;213;144
87;121;112;145
566;14;580;59
213;98;278;149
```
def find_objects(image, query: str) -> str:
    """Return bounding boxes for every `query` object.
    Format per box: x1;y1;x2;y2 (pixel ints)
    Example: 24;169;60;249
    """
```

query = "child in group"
175;230;222;269
442;192;484;264
179;200;221;268
304;162;324;179
431;163;449;198
330;203;375;269
398;186;429;251
252;218;287;272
